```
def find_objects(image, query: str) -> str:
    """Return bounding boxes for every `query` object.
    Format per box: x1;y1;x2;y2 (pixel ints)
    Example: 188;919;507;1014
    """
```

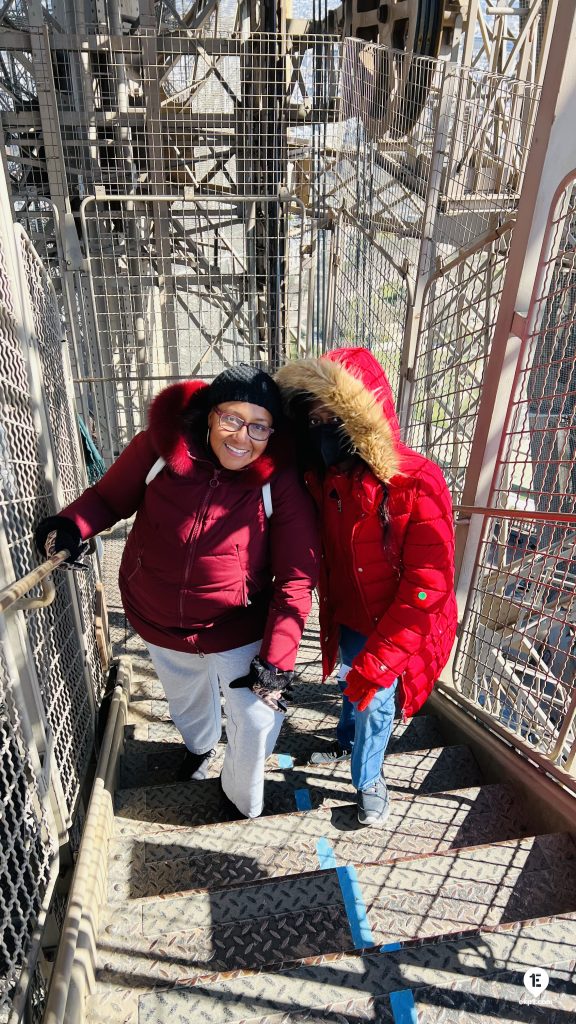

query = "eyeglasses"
213;407;274;442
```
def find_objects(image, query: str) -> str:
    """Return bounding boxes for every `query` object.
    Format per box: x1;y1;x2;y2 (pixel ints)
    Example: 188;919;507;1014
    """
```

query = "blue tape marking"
336;865;375;948
277;753;294;769
381;941;402;952
316;838;337;870
390;990;418;1024
294;788;312;811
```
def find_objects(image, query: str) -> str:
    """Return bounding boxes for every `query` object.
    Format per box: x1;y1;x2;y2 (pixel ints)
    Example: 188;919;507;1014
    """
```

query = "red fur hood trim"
147;379;293;485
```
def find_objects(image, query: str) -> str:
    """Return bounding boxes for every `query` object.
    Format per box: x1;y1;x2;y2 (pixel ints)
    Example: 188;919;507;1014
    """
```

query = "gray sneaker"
309;746;351;766
357;773;390;826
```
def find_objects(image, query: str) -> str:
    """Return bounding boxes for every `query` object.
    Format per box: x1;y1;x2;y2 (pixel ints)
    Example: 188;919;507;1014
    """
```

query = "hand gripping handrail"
0;551;70;614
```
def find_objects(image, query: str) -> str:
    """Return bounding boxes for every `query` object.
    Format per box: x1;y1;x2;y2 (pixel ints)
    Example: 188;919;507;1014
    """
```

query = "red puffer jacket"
59;381;319;670
276;347;457;717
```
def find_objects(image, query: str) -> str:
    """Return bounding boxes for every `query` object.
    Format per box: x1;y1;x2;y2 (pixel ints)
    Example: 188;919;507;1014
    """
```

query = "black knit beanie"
207;363;283;424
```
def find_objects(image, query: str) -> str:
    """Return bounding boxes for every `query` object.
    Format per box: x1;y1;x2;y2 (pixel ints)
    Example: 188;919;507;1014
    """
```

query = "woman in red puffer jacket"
276;347;457;827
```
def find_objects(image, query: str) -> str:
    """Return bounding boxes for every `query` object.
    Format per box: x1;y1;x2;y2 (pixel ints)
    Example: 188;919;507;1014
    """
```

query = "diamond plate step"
119;710;448;788
122;699;343;754
85;909;576;1024
98;833;576;982
108;782;531;899
115;744;483;825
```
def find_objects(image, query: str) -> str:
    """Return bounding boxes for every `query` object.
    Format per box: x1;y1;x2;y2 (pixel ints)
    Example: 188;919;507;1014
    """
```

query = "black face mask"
308;423;356;468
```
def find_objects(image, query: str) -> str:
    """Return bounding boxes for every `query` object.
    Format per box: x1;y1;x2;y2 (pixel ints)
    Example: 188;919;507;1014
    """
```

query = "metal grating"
427;67;539;270
79;193;307;458
12;200;61;288
42;32;340;205
328;209;409;403
454;175;576;766
335;39;444;275
406;224;514;499
328;39;539;421
15;227;105;711
0;233;47;587
0;637;56;1024
14;227;101;805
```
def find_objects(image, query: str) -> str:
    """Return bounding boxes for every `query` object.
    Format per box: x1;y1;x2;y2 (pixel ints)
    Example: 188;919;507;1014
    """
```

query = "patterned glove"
34;515;89;570
229;656;294;712
343;667;380;712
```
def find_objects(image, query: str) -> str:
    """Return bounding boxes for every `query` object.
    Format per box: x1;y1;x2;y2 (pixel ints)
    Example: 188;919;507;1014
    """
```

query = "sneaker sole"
357;805;391;827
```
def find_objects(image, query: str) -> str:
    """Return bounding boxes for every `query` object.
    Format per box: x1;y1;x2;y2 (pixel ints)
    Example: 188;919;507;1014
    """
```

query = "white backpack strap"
147;458;271;516
145;456;166;485
262;482;273;519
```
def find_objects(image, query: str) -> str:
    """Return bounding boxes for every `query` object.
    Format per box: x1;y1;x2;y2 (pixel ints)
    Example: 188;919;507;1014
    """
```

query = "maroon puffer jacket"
276;347;458;717
59;381;319;670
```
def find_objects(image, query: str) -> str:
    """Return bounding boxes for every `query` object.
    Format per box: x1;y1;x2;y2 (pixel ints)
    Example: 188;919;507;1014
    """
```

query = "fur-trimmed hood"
147;379;291;485
275;347;400;482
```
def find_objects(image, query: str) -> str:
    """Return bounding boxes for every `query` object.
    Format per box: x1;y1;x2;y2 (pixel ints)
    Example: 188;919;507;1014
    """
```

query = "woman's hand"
342;668;380;711
34;515;88;570
229;656;294;712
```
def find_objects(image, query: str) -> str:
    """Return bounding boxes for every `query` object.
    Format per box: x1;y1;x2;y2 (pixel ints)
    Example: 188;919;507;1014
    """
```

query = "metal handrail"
43;658;131;1024
0;550;70;614
454;504;576;524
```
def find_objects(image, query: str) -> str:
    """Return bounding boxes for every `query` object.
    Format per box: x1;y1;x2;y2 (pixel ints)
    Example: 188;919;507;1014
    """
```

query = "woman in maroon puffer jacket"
34;365;319;819
276;347;457;827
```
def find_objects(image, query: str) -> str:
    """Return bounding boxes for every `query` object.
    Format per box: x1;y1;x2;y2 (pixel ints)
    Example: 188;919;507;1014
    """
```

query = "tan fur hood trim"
275;359;400;482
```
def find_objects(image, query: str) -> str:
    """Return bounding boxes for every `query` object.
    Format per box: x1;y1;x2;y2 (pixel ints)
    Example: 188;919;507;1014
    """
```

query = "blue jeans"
337;626;397;791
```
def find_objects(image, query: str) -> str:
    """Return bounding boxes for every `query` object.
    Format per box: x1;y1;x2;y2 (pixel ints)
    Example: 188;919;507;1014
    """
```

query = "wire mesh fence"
0;634;56;1024
0;228;58;1022
406;223;514;499
328;209;410;403
427;67;538;269
334;40;444;278
0;207;103;1018
79;193;307;458
15;227;103;808
454;174;576;770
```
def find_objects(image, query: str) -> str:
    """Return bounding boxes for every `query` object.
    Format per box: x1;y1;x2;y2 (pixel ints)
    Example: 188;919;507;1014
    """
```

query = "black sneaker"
176;748;216;782
217;777;249;821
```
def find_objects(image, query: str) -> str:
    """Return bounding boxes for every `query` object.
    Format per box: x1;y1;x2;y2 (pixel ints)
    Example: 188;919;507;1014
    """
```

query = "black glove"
34;515;88;570
229;656;294;712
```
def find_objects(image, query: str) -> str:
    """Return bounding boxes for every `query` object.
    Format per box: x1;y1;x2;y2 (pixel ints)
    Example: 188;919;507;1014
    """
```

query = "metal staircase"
81;628;576;1024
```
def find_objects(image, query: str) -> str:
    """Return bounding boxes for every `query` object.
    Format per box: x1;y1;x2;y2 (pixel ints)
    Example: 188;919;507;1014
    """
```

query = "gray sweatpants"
145;639;285;818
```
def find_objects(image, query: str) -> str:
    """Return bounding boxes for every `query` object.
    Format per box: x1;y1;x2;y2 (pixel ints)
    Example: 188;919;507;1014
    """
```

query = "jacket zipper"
179;467;221;626
237;545;249;605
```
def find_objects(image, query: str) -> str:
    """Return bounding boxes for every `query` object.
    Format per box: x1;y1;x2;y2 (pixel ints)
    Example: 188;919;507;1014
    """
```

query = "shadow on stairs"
86;661;576;1024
